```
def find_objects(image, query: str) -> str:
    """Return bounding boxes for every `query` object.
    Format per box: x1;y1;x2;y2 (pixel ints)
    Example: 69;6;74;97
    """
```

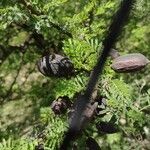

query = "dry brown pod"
111;53;150;72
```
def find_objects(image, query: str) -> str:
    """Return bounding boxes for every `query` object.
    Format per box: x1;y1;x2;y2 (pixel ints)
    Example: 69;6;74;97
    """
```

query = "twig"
140;105;150;111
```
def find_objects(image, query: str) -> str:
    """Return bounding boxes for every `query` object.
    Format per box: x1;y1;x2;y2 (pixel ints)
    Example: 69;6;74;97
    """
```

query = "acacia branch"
19;0;72;38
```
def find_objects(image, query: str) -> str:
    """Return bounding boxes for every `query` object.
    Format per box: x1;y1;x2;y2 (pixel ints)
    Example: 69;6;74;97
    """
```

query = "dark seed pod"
37;54;74;77
95;96;107;116
51;96;72;115
96;121;118;134
111;53;150;72
86;137;101;150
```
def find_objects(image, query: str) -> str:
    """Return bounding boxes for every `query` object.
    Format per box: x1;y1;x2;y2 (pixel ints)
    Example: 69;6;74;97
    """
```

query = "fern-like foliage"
0;138;37;150
53;73;87;98
101;77;133;119
40;108;67;150
64;38;101;70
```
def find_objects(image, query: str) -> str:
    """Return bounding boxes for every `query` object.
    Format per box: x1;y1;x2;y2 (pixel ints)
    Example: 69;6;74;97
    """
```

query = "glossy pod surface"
111;53;150;72
37;54;74;77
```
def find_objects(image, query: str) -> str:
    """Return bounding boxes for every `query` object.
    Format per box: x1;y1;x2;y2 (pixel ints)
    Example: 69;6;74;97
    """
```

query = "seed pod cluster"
37;54;74;77
111;53;150;72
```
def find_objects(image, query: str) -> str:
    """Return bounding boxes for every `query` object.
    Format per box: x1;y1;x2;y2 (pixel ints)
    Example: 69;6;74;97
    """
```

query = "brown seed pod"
51;96;72;115
111;53;150;72
37;54;74;77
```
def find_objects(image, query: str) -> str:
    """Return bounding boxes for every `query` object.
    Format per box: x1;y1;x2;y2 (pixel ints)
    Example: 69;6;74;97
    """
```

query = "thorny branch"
60;0;135;149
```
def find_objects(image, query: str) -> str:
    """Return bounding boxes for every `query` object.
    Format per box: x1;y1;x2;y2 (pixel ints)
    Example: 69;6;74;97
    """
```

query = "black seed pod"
51;96;72;115
86;137;101;150
96;121;118;134
111;53;150;72
37;54;74;77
